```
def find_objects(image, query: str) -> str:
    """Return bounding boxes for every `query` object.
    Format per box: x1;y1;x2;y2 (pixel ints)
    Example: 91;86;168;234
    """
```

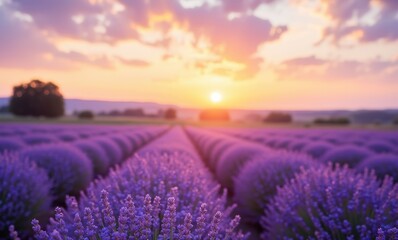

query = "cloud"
118;58;150;67
4;0;287;79
277;55;398;81
317;0;398;43
0;7;115;69
283;55;327;66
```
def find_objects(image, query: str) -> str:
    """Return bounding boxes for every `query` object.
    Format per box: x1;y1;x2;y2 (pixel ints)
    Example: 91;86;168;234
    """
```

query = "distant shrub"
77;110;94;119
234;152;314;221
262;166;398;239
264;112;292;123
0;154;52;238
365;140;396;154
0;138;25;154
199;109;230;121
74;140;111;176
302;142;334;159
356;155;398;183
20;144;93;200
215;144;267;191
313;117;350;125
321;145;373;167
164;108;177;119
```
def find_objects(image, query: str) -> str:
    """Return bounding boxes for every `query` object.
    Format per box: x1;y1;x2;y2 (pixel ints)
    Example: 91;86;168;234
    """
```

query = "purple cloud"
118;58;150;67
4;0;287;79
278;55;398;81
0;7;114;69
319;0;398;43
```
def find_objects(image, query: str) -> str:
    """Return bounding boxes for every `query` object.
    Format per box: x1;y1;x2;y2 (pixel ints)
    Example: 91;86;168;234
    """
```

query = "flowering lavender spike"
50;230;63;240
182;213;193;239
208;211;222;240
377;228;385;240
101;190;116;231
31;219;49;240
8;225;20;240
73;213;84;239
141;194;153;239
161;197;177;239
83;207;97;238
194;203;208;239
152;196;161;237
224;215;241;240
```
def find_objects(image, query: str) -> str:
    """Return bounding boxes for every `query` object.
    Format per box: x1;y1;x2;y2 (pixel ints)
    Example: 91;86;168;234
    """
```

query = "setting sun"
210;91;223;103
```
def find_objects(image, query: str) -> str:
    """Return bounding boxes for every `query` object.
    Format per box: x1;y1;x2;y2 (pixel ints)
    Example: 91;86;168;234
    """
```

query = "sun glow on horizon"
210;91;223;104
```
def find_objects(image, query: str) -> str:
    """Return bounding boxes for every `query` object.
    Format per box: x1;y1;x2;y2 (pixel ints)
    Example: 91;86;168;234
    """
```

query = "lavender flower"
234;152;316;221
36;189;245;240
302;141;334;159
94;137;123;165
215;144;268;191
0;138;25;154
74;140;111;176
0;154;51;238
262;166;398;239
321;145;374;167
22;134;59;146
19;144;93;199
365;140;396;154
356;154;398;182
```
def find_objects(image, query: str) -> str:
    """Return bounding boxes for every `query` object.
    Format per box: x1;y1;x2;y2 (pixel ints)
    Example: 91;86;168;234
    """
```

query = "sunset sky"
0;0;397;110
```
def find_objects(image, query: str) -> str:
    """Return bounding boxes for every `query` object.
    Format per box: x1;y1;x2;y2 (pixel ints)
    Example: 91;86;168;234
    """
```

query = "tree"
9;80;64;118
313;117;350;125
164;108;177;119
264;112;293;123
78;110;95;119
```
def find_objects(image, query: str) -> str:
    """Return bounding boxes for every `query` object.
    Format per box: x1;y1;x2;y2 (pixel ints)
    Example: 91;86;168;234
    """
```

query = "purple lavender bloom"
234;152;315;221
36;127;246;239
56;133;78;142
365;140;396;154
19;144;93;199
321;145;374;167
110;135;133;159
94;137;123;165
215;144;268;191
22;134;59;146
302;141;334;159
262;166;398;239
74;140;111;176
0;154;52;238
356;154;398;183
39;189;245;240
0;138;26;154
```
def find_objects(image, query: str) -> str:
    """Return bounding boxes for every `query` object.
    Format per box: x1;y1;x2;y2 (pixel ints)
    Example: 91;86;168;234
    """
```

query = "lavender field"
0;123;397;240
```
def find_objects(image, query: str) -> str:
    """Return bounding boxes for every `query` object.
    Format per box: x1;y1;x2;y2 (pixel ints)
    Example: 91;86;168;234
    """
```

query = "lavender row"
27;127;247;239
0;124;168;238
216;128;398;183
185;127;398;239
